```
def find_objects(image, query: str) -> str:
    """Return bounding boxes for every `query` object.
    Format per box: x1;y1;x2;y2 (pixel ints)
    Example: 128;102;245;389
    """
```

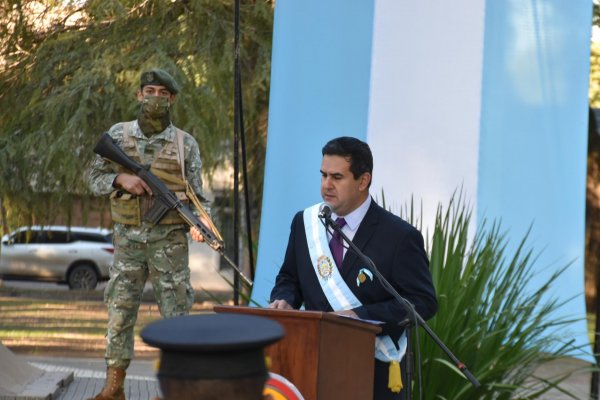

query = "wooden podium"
214;305;381;400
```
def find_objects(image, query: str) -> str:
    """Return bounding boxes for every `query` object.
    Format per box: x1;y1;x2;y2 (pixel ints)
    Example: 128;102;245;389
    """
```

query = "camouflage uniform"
88;120;208;369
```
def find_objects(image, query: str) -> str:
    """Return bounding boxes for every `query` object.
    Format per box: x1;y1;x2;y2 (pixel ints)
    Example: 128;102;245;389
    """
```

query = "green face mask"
138;95;171;135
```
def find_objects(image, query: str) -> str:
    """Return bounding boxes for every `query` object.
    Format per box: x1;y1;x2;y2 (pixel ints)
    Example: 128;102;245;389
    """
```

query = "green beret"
140;69;180;94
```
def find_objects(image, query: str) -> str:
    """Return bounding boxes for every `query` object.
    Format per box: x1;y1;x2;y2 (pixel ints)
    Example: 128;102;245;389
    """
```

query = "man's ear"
359;172;371;191
136;90;144;102
169;94;177;105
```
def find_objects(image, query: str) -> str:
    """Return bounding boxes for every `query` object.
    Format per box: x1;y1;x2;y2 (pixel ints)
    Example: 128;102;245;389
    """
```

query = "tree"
0;0;273;234
585;1;600;311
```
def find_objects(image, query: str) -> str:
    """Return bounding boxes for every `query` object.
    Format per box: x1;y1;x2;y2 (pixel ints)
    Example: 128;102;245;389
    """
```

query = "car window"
12;230;41;244
45;231;69;244
8;229;113;245
71;232;111;243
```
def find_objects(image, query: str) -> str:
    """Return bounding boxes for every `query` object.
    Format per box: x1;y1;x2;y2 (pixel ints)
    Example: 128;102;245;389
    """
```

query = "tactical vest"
110;121;189;225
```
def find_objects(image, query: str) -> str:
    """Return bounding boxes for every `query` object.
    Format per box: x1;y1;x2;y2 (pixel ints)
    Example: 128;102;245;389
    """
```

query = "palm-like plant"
404;195;587;399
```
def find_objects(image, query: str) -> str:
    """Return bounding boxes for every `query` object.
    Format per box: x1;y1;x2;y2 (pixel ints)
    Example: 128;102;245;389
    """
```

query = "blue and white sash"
303;203;406;363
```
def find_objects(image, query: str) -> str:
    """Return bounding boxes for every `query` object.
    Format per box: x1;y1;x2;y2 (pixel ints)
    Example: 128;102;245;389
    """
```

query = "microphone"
318;203;332;219
318;202;341;240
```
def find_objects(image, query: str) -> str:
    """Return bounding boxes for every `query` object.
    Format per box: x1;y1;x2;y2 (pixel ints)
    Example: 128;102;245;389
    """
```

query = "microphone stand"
320;214;480;398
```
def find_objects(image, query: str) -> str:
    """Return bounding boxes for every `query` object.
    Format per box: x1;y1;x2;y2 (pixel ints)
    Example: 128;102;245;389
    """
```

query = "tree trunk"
587;108;600;399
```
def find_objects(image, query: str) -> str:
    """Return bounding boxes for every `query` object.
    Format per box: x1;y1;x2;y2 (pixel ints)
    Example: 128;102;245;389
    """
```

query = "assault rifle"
93;133;252;286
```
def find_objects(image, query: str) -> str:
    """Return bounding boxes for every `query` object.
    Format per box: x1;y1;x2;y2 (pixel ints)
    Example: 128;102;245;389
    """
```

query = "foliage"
590;43;600;108
405;196;586;399
0;0;273;231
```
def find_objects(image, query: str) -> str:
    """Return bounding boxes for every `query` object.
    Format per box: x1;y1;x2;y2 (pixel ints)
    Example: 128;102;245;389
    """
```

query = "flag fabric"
252;0;593;360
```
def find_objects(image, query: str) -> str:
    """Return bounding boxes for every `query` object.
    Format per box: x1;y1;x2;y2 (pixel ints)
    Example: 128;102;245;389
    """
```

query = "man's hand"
268;299;293;310
190;215;212;243
190;226;205;242
114;173;152;196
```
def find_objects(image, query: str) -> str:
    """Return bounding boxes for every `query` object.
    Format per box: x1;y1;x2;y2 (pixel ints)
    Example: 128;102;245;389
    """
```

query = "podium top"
213;305;382;335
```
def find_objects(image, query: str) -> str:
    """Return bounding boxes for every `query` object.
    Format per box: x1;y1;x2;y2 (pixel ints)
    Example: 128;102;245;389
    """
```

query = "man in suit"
269;136;438;400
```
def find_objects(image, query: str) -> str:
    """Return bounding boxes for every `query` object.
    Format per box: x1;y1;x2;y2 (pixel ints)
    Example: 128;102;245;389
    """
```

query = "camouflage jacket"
87;121;210;242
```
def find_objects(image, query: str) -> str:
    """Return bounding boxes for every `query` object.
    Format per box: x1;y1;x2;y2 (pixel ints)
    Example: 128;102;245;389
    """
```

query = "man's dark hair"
322;136;373;180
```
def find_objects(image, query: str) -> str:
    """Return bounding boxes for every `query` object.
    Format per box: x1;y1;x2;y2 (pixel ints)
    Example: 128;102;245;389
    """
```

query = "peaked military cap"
141;313;284;380
140;68;180;94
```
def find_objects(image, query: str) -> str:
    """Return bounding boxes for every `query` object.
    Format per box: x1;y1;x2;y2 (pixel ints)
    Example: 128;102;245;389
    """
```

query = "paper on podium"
335;313;384;326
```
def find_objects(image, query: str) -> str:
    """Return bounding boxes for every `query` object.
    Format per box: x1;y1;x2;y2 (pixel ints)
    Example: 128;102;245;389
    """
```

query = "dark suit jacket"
270;199;438;341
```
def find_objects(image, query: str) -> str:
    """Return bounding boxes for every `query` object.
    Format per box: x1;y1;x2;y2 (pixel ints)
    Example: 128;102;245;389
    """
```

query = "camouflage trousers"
104;228;194;369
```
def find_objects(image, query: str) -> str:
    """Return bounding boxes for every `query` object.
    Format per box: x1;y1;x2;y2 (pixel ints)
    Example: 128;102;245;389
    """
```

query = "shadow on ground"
0;286;232;358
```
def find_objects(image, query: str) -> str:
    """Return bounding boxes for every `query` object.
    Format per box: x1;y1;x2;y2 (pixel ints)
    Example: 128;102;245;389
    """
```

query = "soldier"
87;68;209;400
141;313;285;400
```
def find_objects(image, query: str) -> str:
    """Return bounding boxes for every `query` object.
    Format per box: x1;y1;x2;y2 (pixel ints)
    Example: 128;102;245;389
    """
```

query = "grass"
0;288;230;358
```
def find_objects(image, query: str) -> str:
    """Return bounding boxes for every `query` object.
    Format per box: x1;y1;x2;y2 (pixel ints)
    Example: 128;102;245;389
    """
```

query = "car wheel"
68;263;99;290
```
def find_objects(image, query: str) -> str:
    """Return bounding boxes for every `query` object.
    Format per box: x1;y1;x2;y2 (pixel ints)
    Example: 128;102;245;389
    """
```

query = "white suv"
0;226;113;290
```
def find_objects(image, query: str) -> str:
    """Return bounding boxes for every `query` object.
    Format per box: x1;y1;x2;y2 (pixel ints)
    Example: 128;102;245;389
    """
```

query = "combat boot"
88;367;126;400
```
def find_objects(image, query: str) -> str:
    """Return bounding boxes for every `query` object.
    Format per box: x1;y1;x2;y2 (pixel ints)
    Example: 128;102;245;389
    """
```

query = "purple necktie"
329;217;347;268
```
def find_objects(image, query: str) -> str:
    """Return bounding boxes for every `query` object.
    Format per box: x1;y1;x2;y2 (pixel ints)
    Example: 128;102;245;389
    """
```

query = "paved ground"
24;356;160;400
522;357;593;400
19;354;596;400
